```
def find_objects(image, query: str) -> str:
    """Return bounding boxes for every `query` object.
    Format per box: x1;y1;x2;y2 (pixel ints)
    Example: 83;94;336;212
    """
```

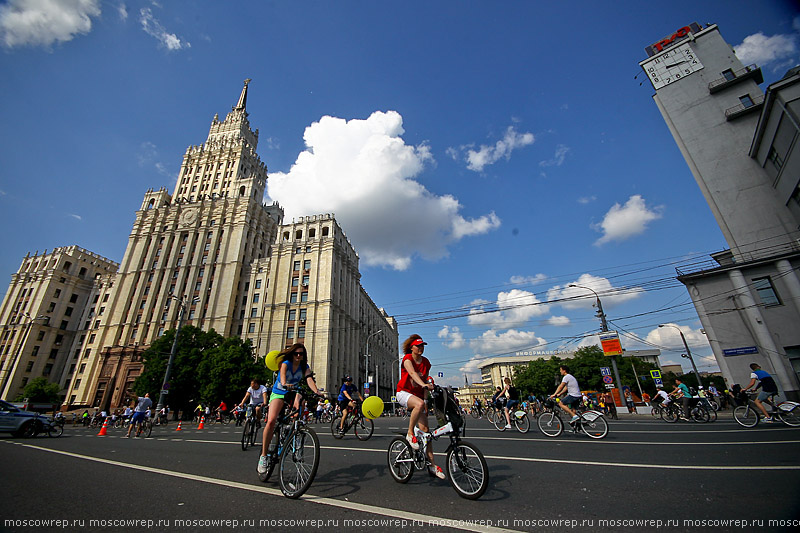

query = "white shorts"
396;390;421;408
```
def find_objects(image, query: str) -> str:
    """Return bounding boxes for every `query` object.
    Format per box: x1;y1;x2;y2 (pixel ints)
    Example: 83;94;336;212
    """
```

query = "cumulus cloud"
470;329;546;355
116;2;127;20
459;354;487;379
0;0;101;48
734;31;797;69
547;273;645;310
592;195;662;246
645;323;710;350
449;126;534;172
139;7;189;50
510;274;547;285
267;111;501;270
577;196;596;204
437;326;466;350
539;144;570;167
468;288;549;328
546;315;570;327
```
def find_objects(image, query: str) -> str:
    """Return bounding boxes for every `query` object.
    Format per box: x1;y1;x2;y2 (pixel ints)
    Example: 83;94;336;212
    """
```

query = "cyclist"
126;393;152;438
654;386;671;408
216;400;228;422
500;377;520;429
257;343;322;475
240;378;268;423
396;335;445;480
472;398;483;418
336;375;363;435
743;363;779;422
549;365;582;423
671;378;692;421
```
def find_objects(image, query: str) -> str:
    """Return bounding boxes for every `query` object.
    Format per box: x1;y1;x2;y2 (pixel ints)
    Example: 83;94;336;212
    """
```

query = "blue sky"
1;1;799;387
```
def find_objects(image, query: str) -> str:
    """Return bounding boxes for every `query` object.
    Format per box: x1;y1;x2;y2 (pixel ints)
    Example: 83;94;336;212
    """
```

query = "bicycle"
257;394;321;499
23;413;63;437
387;385;488;499
241;405;261;451
537;399;608;439
733;392;800;428
331;401;374;440
493;407;530;433
135;417;153;438
662;398;710;423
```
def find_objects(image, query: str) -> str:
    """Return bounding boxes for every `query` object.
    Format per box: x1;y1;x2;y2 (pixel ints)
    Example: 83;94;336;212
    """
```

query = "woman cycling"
396;334;445;480
501;377;520;429
257;343;322;475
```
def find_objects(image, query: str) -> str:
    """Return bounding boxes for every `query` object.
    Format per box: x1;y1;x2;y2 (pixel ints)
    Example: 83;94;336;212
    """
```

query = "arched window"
147;198;155;209
239;186;246;197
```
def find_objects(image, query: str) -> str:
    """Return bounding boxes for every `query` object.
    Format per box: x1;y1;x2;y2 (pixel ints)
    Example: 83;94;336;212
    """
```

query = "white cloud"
139;7;189;50
538;144;570;167
734;31;797;68
577;196;596;204
458;126;534;172
510;274;547;285
546;315;570;327
468;288;549;328
67;213;82;221
470;329;546;354
116;2;127;20
0;0;100;49
547;273;645;310
592;194;662;246
645;323;710;350
267;111;501;270
437;325;466;350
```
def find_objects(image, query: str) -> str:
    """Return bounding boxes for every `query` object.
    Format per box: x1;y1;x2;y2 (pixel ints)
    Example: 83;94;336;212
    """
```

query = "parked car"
0;399;47;437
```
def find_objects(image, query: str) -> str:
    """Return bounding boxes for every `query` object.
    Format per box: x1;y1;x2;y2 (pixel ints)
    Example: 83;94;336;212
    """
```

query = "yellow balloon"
362;395;384;419
265;350;283;371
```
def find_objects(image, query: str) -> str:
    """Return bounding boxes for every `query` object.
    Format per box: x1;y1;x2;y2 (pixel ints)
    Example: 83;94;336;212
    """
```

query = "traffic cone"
197;416;205;430
175;420;182;431
97;419;108;436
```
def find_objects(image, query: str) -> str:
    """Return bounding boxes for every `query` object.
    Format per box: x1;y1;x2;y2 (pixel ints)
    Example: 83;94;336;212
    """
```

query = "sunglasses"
294;351;305;356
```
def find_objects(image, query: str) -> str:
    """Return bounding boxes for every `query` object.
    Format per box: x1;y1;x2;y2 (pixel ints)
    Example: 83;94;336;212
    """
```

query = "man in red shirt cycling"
396;335;445;480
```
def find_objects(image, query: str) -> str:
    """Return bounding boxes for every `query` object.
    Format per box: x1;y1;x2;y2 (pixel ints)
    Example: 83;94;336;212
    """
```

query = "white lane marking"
7;442;519;533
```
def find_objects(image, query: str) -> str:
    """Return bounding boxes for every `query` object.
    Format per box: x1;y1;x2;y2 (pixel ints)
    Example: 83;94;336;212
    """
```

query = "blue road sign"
600;367;611;376
654;378;663;387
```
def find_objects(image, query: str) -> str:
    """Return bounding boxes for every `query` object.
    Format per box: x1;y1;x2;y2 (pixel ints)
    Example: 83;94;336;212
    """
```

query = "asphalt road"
2;413;799;532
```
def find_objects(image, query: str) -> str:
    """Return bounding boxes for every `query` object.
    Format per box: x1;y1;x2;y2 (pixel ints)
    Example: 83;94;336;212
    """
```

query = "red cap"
411;339;427;346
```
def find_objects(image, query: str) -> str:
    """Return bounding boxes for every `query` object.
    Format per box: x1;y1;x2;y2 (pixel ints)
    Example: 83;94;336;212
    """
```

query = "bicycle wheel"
514;413;530;434
778;404;800;427
47;424;64;438
446;441;488;500
471;409;480;419
388;437;414;483
663;405;677;423
691;405;710;423
144;420;153;437
650;406;661;418
537;412;563;437
241;418;254;451
330;415;345;439
707;406;718;423
733;405;759;428
279;426;320;499
354;417;374;441
492;411;507;431
580;412;608;439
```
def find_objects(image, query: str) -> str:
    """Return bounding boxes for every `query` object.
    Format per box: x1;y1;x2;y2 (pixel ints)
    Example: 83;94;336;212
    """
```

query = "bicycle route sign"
600;367;611;376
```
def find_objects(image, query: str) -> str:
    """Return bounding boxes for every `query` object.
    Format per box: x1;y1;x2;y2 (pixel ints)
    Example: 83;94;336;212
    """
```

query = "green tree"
514;357;561;397
198;336;272;407
16;377;61;402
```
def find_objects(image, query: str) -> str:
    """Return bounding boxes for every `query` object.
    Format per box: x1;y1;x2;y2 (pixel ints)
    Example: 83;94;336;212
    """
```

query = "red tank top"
396;353;431;399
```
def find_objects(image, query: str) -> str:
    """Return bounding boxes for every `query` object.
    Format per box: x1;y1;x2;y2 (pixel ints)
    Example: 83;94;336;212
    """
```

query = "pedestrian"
624;388;636;414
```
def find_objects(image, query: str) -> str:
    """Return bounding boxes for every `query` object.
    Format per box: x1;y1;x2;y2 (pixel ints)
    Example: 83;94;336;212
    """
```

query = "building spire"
235;79;251;111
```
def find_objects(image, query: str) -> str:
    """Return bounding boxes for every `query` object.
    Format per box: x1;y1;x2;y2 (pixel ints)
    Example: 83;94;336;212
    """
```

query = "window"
251;308;258;318
290;293;298;303
188;309;196;319
288;309;296;321
293;261;301;271
253;293;260;303
303;260;311;270
753;277;781;306
98;307;105;316
89;334;96;343
287;327;294;339
255;279;261;289
37;331;45;341
248;323;256;333
299;309;307;321
103;294;109;302
302;275;310;286
32;346;39;357
322;227;329;237
292;277;299;287
47;302;56;313
739;94;754;108
79;363;86;373
64;306;73;316
25;361;33;372
54;289;61;298
298;326;305;338
60;320;68;330
300;292;308;303
49;348;58;359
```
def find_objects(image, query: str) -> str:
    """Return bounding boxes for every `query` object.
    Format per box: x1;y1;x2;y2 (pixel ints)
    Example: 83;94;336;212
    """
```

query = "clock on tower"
641;42;704;90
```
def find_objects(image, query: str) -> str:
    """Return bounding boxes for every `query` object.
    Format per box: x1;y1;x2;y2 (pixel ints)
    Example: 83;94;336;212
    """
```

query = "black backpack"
430;386;464;431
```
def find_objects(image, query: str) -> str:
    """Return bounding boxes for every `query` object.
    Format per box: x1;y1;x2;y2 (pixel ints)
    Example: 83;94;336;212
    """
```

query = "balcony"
708;65;763;94
725;94;765;121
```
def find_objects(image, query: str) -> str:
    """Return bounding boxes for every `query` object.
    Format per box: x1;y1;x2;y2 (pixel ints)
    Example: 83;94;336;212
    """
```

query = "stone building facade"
1;81;398;407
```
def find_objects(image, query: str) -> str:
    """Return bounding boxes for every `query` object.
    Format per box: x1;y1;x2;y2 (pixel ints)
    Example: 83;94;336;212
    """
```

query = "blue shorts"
130;411;147;425
757;390;776;402
561;395;581;408
506;400;519;410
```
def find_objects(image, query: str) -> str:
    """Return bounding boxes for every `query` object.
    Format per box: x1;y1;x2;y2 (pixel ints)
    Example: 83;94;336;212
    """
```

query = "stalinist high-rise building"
0;81;398;408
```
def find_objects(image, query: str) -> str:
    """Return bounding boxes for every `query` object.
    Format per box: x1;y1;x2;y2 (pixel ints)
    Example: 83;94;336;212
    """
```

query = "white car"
0;399;46;437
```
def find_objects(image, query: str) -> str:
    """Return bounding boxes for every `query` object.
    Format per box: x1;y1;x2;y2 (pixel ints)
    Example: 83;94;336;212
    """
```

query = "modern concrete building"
639;24;800;399
1;81;398;407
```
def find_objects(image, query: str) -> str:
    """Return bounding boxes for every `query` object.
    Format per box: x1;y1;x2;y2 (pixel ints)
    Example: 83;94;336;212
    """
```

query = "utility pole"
365;330;382;397
154;295;198;418
659;324;702;388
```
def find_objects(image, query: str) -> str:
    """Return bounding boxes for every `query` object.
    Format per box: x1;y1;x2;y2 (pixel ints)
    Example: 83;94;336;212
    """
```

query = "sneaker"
570;415;579;423
257;455;269;474
679;416;690;421
765;416;773;423
430;465;446;480
504;424;512;429
406;434;420;451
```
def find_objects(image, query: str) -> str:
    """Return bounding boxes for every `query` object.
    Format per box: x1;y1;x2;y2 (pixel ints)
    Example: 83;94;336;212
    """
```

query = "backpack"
430;386;463;431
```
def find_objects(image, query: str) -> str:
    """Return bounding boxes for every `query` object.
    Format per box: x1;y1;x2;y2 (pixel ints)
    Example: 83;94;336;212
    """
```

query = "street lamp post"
364;329;382;396
0;313;48;399
658;324;702;388
154;295;199;418
568;284;624;406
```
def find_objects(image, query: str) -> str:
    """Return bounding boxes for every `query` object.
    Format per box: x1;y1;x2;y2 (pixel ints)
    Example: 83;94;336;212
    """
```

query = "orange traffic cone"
175;420;182;431
197;416;205;430
97;419;108;436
